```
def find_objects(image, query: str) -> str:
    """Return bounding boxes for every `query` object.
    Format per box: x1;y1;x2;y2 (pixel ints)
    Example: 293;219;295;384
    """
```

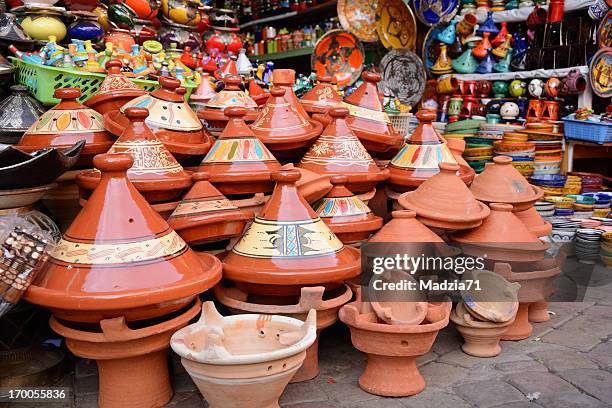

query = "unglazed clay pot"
339;290;451;397
214;283;352;383
298;107;387;193
18;88;115;167
515;206;552;238
85;60;147;115
251;88;323;161
195;106;281;195
312;175;382;244
367;270;428;326
198;75;259;128
50;299;200;408
300;75;342;115
369;210;443;243
25;153;222;323
446;137;476;184
104;76;212;159
171;302;317;408
77;107;192;203
528;301;550;322
398;163;490;230
167;172;253;245
469;156;543;212
388;110;473;192
222;166;361;297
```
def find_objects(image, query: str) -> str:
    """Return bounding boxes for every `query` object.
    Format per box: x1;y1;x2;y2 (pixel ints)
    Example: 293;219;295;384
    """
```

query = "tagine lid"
85;60;147;111
369;210;443;243
469;156;543;209
301;75;342;113
190;72;217;103
398;162;490;230
167;172;254;244
515;206;552;238
272;68;311;117
295;166;333;203
222;166;361;290
204;75;258;110
25;153;222;320
0;85;45;137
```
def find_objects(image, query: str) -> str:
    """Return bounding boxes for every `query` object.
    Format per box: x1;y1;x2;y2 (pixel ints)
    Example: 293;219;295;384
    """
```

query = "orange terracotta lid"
398;162;490;230
469;156;543;212
85;60;147;115
76;108;193;203
222;166;361;296
18;88;115;166
312;175;382;244
25;153;222;323
272;69;310;118
342;72;403;157
295;166;333;203
189;72;217;106
248;77;269;106
196;106;281;195
368;210;443;243
167;172;254;245
301;75;342;114
514;206;552;238
298;107;387;193
446;137;476;184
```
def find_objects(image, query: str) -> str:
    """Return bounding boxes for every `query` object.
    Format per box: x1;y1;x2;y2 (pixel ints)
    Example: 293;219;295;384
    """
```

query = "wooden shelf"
239;0;337;29
249;47;314;61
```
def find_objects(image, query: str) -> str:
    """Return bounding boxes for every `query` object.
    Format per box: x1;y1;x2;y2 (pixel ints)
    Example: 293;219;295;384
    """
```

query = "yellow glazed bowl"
20;14;67;41
545;196;575;208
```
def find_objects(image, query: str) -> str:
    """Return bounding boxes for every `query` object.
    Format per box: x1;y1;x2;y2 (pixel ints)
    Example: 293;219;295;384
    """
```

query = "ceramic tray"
337;0;378;43
380;49;426;108
311;29;365;88
375;0;417;50
589;47;612;98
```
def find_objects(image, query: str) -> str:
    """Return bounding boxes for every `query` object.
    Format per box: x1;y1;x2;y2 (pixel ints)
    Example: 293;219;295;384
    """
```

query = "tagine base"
501;303;533;341
456;327;505;358
359;354;425;397
528;301;550;322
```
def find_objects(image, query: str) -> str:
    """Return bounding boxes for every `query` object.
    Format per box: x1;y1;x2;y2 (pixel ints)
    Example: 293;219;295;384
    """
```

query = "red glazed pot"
300;75;342;115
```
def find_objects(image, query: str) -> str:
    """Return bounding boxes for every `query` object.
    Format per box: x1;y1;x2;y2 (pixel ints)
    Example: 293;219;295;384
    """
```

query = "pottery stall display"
300;75;342;115
198;75;259;130
0;85;46;145
171;302;317;408
189;72;217;113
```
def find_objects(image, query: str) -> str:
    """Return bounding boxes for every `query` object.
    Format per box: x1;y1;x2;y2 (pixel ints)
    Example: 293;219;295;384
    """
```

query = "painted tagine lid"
342;71;404;157
312;175;383;244
369;210;443;243
196;106;281;195
167;172;254;245
0;85;46;144
272;69;311;118
298;107;387;193
450;203;549;262
198;75;259;126
388;110;473;192
76;107;193;203
84;60;147;115
469;155;543;212
222;166;361;297
105;76;212;157
300;75;342;114
25;153;222;323
189;72;217;112
17;88;115;166
398;162;490;230
251;87;323;159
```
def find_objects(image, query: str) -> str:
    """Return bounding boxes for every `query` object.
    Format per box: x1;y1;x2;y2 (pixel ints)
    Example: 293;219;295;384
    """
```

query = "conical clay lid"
189;72;217;108
301;75;342;114
25;153;222;323
515;206;552;238
369;210;443;243
222;166;361;296
0;85;45;144
273;69;310;118
197;106;281;195
167;172;254;245
298;107;387;193
198;75;259;126
399;162;490;230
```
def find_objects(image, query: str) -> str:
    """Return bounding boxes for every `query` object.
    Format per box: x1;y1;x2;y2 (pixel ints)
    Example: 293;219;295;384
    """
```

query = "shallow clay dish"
460;269;520;323
0;183;57;209
368;270;428;325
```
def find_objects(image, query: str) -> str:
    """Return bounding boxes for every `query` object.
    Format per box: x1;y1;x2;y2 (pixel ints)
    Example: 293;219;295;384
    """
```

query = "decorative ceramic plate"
380;49;426;108
375;0;417;50
414;0;459;26
598;10;612;49
311;29;365;89
589;47;612;98
337;0;378;43
422;25;445;76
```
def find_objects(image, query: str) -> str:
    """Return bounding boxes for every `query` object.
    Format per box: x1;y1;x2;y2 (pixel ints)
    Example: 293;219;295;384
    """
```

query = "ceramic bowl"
0;183;57;209
529;174;567;187
567;194;597;205
551;229;576;242
545;196;575;209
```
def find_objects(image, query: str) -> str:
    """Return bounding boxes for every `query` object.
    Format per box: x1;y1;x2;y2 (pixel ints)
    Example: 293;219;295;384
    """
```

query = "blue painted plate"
414;0;459;26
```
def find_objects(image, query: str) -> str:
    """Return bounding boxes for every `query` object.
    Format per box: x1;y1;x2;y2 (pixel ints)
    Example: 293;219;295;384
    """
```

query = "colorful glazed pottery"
375;0;417;50
189;72;217;113
311;29;365;88
198;75;259;128
431;44;454;75
414;0;459;26
160;0;201;26
300;75;342;115
0;85;46;144
337;0;378;42
379;49;426;108
20;10;67;41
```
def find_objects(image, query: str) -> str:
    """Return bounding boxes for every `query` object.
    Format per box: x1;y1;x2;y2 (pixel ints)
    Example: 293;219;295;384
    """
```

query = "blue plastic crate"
563;115;612;144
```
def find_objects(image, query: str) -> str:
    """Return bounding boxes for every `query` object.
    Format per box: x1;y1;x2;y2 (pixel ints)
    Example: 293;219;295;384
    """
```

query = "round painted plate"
422;25;445;77
414;0;459;26
598;10;612;49
589;47;612;98
311;29;365;88
375;0;417;50
380;49;426;108
337;0;378;43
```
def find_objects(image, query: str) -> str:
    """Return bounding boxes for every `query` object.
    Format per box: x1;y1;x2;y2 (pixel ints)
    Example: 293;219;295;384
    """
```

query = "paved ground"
4;259;612;408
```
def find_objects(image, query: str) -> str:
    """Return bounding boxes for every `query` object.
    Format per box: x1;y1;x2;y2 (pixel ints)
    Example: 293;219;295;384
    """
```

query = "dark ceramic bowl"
529;174;567;187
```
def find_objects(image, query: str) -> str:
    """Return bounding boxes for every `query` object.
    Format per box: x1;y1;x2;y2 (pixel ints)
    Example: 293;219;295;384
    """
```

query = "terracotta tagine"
214;283;352;383
312;175;382;245
0;85;46;145
272;69;310;118
469;156;543;211
368;210;444;243
77;107;192;204
398;163;490;230
388;110;472;192
295;167;332;203
450;203;549;262
195;106;281;195
189;72;217;113
85;60;147;115
251;88;323;161
25;153;222;323
339;289;451;397
515;206;552;237
222;166;361;297
167;172;253;245
104;76;212;159
298;107;387;193
171;302;317;408
367;270;428;326
17;88;115;167
341;72;404;158
443;137;476;185
198;75;259;129
300;75;342;115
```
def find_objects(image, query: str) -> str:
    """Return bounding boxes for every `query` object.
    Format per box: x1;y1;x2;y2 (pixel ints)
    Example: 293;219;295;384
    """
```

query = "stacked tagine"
300;75;342;115
198;75;260;129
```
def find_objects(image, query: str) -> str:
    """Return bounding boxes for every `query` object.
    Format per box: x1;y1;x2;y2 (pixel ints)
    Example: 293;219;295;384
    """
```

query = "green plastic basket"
9;57;196;106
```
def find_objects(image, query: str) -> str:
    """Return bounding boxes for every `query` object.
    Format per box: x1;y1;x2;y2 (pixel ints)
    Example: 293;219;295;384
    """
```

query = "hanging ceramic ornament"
589;47;612;98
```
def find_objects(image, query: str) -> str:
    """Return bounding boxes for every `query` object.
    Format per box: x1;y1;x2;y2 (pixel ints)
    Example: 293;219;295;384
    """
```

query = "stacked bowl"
522;123;563;176
568;172;603;193
549;217;581;243
446;119;489;173
534;201;555;218
545;196;576;217
601;232;612;267
529;175;567;197
575;228;604;263
493;132;535;176
583;192;612;218
567;194;596;219
563;175;582;195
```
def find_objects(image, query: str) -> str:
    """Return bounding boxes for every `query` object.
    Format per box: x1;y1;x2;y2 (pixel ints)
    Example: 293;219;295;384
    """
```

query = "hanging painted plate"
589;47;612;98
380;49;427;108
311;29;365;88
598;10;612;49
337;0;378;43
414;0;459;26
422;25;445;77
375;0;417;50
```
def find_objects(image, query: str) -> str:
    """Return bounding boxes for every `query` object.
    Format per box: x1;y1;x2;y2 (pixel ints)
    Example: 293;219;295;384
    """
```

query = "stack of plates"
534;201;554;217
493;134;536;176
446;119;488;173
568;172;603;193
567;194;596;219
601;232;612;267
584;192;612;218
592;217;612;227
544;196;576;217
529;175;567;197
549;217;581;243
563;176;582;195
524;128;564;176
575;228;604;264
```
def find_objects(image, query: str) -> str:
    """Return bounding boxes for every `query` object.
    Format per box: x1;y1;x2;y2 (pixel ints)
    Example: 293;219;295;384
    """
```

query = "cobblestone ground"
4;260;612;408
